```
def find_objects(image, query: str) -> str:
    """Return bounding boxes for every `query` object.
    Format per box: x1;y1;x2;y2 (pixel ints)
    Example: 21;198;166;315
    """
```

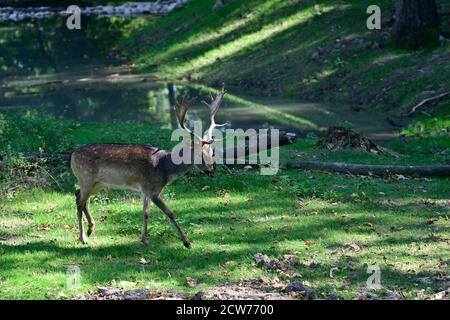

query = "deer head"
175;86;226;177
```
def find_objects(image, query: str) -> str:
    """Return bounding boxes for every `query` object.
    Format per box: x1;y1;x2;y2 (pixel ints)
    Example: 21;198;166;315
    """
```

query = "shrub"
0;111;76;154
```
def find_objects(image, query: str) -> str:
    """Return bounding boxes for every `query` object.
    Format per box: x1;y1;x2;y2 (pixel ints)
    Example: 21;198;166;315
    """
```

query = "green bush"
0;111;76;154
0;112;77;197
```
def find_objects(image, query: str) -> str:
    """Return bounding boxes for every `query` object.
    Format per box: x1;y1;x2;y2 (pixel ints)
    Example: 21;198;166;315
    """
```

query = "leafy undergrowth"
0;113;449;300
124;0;450;114
397;102;450;156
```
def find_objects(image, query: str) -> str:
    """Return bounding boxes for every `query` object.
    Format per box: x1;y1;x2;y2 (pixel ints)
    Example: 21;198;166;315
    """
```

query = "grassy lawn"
0;111;448;299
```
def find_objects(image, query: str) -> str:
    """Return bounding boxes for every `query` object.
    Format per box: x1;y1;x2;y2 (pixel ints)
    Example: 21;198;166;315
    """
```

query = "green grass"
0;112;448;299
123;0;450;113
1;0;449;299
1;1;449;299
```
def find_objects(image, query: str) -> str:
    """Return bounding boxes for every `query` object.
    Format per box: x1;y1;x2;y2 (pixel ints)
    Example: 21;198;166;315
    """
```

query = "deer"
70;87;226;248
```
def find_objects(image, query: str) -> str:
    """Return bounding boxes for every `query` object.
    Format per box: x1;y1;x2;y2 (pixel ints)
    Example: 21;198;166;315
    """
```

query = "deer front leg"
84;182;102;237
151;194;191;249
141;196;151;245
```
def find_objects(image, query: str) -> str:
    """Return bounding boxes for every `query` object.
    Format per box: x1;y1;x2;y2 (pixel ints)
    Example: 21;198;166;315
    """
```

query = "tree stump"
318;127;389;155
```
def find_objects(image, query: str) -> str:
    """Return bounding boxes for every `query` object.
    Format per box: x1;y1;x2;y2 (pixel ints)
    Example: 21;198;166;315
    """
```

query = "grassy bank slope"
124;0;450;113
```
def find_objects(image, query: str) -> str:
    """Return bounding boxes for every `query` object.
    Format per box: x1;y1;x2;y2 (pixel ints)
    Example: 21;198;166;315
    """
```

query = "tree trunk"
167;83;179;130
220;131;297;163
393;0;440;49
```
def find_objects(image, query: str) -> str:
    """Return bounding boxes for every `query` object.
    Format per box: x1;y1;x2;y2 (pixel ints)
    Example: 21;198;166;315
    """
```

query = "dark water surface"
0;14;398;140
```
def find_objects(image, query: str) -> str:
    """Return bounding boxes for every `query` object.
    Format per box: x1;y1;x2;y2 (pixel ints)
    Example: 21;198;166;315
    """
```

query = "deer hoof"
87;225;95;237
183;240;191;249
79;237;88;245
141;238;149;246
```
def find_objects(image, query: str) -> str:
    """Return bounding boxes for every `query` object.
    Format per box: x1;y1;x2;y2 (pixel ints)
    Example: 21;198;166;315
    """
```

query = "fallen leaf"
224;260;235;268
429;233;450;242
223;193;231;206
216;188;230;195
186;277;198;287
344;241;362;252
37;225;51;231
148;292;160;299
138;258;151;265
304;241;315;248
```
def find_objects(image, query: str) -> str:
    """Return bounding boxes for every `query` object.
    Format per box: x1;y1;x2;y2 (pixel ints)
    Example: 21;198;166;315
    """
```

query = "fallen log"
219;131;297;161
24;152;72;162
284;161;450;177
17;131;297;165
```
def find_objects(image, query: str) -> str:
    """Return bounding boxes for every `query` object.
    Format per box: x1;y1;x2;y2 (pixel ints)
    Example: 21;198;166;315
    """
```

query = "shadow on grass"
1;159;448;297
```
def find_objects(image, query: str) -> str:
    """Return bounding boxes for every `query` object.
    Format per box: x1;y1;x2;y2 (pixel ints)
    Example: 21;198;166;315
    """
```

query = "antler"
203;85;227;142
174;98;208;143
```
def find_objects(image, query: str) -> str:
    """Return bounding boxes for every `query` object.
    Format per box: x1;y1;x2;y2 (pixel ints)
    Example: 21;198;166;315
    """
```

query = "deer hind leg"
151;194;191;249
75;188;89;244
75;182;101;244
141;196;151;245
84;203;95;237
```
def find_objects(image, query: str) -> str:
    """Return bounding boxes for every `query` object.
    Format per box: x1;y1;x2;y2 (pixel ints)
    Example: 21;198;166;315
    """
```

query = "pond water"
0;13;398;141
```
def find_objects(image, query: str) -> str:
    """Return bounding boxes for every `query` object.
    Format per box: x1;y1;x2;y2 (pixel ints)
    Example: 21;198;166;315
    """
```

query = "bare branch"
407;92;450;116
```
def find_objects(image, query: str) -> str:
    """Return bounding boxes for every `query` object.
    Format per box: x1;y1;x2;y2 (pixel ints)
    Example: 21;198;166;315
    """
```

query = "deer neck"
158;149;194;184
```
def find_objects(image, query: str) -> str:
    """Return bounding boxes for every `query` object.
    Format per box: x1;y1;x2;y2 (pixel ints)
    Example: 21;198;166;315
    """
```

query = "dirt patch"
253;253;302;278
76;287;191;300
76;278;296;300
198;279;292;300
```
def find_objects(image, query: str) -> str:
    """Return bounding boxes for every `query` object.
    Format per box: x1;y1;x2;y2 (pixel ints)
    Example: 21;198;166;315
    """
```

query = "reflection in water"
0;15;398;140
0;15;172;127
0;2;191;22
